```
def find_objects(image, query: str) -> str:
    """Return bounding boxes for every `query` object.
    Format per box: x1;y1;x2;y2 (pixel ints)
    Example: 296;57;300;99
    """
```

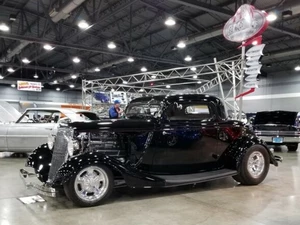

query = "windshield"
125;101;161;118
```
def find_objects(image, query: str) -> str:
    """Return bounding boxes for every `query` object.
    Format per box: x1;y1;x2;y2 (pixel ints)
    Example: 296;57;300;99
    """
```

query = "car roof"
24;108;91;115
129;94;222;104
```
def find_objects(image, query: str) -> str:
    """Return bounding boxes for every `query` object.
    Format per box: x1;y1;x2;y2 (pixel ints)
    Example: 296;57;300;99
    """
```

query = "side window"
166;103;213;121
18;111;61;123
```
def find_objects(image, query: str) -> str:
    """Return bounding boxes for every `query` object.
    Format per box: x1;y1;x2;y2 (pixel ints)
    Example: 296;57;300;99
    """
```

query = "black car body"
253;111;300;151
20;94;281;207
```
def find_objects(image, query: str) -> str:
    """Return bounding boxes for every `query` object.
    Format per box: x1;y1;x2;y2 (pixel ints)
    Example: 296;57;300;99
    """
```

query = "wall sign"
223;4;268;43
17;81;42;92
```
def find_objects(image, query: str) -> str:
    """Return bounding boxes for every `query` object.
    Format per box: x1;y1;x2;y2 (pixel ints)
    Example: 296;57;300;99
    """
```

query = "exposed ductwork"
0;0;86;66
50;0;86;23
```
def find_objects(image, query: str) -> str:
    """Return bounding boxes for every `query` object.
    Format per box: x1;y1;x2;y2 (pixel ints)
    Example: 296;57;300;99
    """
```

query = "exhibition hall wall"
209;70;300;112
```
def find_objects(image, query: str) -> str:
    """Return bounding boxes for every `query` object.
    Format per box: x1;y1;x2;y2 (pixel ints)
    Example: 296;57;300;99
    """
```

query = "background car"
0;108;99;153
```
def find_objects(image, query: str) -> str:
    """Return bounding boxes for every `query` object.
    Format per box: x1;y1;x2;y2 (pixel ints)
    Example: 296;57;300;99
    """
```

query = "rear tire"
63;164;114;207
233;145;270;185
287;143;298;152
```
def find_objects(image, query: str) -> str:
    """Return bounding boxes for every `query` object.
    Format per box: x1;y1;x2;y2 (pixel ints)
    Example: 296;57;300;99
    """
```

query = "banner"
17;81;42;92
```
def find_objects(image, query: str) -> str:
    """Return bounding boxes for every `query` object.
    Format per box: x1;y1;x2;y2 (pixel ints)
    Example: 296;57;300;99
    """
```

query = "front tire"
233;145;270;185
287;143;298;152
64;164;113;207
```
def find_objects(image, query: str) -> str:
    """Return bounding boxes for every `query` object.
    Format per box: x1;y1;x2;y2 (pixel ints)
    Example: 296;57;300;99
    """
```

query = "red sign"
223;4;269;43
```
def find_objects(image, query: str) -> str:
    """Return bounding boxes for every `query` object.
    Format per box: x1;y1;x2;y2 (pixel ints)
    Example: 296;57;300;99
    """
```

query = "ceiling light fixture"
11;84;16;88
73;57;80;63
94;67;100;72
56;87;60;91
128;57;134;62
295;66;300;71
139;88;145;92
0;75;3;79
22;58;30;64
78;20;90;29
141;67;147;72
165;17;176;26
43;44;54;51
107;42;116;49
197;81;202;84
53;80;58;84
177;41;186;48
33;74;39;79
7;67;14;73
0;23;9;32
266;13;277;22
166;85;171;88
69;84;75;88
71;74;77;79
123;81;128;84
184;55;192;62
151;75;157;79
191;67;196;71
193;75;197;79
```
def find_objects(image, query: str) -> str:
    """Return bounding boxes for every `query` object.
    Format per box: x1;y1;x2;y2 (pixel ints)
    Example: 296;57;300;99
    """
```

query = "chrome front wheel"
64;165;113;207
247;151;265;178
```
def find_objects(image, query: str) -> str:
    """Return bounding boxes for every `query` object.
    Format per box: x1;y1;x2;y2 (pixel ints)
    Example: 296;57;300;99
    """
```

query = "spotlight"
266;13;277;22
69;84;75;88
177;41;186;48
43;44;54;51
107;42;116;49
0;23;9;32
7;67;14;73
56;87;60;91
22;58;30;64
33;74;39;79
71;74;77;79
141;67;147;72
94;67;100;72
78;20;90;29
73;57;80;63
295;66;300;71
191;67;196;71
184;55;192;61
128;57;134;62
166;85;171;88
165;17;176;26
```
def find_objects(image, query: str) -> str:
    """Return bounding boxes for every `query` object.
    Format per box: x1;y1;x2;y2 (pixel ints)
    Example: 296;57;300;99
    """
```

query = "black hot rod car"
20;94;281;207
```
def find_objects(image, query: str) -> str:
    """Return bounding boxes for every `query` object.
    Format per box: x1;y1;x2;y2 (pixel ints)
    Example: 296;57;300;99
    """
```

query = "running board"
156;169;237;187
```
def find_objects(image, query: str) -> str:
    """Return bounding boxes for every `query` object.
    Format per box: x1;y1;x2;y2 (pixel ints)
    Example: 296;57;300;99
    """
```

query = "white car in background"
0;108;99;153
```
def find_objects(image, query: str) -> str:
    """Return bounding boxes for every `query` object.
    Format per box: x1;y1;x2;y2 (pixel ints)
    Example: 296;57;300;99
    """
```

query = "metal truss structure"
82;55;243;113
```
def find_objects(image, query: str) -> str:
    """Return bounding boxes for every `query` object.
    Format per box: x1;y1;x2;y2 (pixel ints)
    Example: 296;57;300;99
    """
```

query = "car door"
6;110;58;152
151;101;220;173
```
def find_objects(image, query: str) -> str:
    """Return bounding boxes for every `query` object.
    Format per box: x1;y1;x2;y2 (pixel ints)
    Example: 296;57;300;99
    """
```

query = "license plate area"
272;137;283;143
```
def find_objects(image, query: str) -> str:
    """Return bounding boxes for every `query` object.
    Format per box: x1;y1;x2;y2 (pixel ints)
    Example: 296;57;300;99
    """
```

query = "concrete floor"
0;148;299;225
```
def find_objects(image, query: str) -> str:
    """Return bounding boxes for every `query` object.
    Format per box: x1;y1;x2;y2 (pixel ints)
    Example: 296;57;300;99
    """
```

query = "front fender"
27;144;52;183
221;135;278;170
53;151;165;188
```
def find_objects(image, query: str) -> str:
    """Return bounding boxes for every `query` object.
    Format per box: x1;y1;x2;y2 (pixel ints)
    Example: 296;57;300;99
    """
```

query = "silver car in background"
0;108;99;153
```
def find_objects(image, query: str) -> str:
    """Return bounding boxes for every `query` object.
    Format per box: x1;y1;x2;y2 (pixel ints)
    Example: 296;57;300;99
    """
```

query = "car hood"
253;111;298;126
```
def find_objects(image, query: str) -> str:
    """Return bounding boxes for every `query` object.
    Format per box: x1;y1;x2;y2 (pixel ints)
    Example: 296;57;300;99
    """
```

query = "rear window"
166;103;213;121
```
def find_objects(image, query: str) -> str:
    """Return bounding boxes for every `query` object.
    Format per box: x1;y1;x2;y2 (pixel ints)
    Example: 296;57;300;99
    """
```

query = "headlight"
47;134;55;149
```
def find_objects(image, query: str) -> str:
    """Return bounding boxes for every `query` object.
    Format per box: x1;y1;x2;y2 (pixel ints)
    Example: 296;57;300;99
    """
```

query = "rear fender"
26;144;52;183
221;135;278;170
53;151;164;188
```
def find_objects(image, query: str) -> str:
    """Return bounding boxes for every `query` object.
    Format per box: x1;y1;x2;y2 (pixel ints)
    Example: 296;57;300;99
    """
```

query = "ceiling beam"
0;33;184;66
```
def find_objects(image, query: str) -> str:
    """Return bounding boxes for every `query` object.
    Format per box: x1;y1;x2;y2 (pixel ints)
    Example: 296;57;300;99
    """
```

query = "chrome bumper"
257;136;300;144
19;168;57;197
